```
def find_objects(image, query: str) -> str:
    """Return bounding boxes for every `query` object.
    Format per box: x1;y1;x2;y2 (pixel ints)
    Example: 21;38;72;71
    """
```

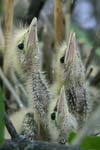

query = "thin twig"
4;113;19;139
86;67;93;80
0;67;24;108
85;31;100;71
90;70;100;86
25;0;47;24
2;139;80;150
85;45;97;71
11;70;28;105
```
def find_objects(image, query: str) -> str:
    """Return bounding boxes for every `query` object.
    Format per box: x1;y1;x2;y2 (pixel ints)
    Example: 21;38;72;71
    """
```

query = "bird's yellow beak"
26;17;38;53
56;86;68;126
64;32;76;65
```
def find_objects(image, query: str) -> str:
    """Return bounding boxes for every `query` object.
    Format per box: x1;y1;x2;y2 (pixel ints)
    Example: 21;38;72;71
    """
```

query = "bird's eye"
59;138;66;144
60;56;65;64
51;112;56;120
18;43;24;50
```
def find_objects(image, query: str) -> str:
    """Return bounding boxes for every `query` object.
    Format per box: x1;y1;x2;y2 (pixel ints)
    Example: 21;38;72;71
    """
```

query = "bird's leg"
21;112;39;141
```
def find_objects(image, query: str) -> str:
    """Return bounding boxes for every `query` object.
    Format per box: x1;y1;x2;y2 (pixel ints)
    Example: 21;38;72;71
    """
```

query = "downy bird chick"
55;32;89;129
47;86;78;144
12;17;51;141
21;85;77;144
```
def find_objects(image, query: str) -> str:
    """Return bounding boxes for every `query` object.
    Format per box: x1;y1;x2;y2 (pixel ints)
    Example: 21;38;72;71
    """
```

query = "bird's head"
56;32;76;83
48;86;77;144
13;17;39;74
56;32;85;86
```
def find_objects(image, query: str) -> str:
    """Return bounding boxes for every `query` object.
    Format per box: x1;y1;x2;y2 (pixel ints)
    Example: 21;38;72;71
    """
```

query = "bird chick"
47;86;78;144
12;17;51;141
54;32;89;129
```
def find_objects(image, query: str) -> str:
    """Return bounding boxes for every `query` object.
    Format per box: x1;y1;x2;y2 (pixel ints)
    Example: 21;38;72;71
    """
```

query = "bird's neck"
26;66;51;140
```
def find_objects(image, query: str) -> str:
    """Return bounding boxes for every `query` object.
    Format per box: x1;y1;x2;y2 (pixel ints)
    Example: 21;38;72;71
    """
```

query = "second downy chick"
47;86;78;144
54;32;90;129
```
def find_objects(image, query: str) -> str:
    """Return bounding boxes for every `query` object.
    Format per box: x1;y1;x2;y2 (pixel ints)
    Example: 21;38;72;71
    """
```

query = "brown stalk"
54;0;63;48
65;0;72;42
3;0;14;74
